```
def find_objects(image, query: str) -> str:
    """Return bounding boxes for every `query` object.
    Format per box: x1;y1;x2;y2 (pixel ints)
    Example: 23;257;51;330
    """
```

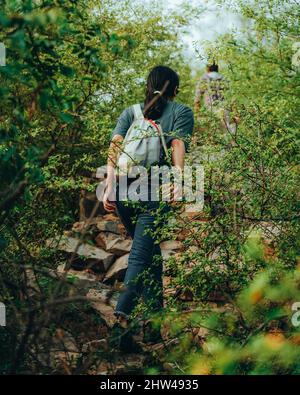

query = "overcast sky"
166;0;243;69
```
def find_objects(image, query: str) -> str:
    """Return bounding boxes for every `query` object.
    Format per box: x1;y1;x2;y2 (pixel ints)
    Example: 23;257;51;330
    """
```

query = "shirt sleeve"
110;107;134;140
170;105;194;152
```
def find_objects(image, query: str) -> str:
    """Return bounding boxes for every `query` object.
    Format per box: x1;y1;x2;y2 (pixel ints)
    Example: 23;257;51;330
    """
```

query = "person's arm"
103;134;123;212
103;107;132;212
169;139;185;201
107;135;123;182
169;105;194;201
171;138;185;170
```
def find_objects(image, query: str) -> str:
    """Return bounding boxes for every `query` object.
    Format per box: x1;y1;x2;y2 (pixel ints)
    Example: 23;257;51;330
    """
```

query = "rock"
102;213;119;221
95;232;132;256
184;203;204;215
84;283;119;307
72;221;86;233
161;249;178;261
86;288;117;327
72;215;125;236
96;219;125;235
56;264;103;286
104;254;129;283
159;240;183;251
95;231;115;249
47;236;115;272
82;339;108;353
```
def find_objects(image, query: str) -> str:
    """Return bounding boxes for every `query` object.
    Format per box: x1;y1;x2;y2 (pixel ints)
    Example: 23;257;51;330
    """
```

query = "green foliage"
187;265;300;375
0;0;195;374
156;0;300;375
0;0;299;375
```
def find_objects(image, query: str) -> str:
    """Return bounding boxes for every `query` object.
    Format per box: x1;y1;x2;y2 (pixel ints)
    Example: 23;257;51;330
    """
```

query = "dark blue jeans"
115;181;169;318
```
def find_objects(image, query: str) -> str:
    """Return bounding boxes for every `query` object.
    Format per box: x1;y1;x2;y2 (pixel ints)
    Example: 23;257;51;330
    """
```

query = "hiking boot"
111;322;142;354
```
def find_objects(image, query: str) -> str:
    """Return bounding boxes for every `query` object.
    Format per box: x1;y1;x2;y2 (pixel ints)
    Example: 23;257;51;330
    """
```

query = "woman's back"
111;100;194;152
104;66;195;339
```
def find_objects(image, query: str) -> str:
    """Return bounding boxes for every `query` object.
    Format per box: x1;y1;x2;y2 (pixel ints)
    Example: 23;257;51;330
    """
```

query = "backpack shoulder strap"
157;124;168;159
132;104;144;120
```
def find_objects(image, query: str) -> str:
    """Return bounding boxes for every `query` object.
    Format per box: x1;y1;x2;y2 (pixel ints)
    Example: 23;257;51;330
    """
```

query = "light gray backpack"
117;104;168;174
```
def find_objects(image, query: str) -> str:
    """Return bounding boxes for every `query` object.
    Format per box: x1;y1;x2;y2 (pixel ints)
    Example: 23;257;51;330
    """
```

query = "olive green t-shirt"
111;101;194;152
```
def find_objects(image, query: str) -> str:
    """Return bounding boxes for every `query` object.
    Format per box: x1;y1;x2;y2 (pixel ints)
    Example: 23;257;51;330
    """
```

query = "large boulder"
95;232;132;256
95;214;126;235
104;254;129;283
47;236;115;272
86;288;117;327
72;214;126;236
56;263;104;286
160;240;183;251
161;249;180;261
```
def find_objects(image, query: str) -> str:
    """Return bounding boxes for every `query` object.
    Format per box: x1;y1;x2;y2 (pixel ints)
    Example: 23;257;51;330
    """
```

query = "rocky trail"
43;158;278;374
42;165;215;374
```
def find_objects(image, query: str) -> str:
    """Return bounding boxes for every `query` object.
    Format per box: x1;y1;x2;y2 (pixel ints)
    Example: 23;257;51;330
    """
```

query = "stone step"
95;232;132;256
160;240;183;251
86;288;117;327
47;236;115;272
72;215;126;236
56;263;104;285
104;253;129;283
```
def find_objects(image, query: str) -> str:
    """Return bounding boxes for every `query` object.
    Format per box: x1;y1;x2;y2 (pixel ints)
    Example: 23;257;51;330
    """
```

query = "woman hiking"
103;65;194;351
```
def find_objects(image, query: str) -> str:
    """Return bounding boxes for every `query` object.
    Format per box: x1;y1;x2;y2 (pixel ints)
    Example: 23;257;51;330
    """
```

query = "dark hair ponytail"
144;65;179;120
